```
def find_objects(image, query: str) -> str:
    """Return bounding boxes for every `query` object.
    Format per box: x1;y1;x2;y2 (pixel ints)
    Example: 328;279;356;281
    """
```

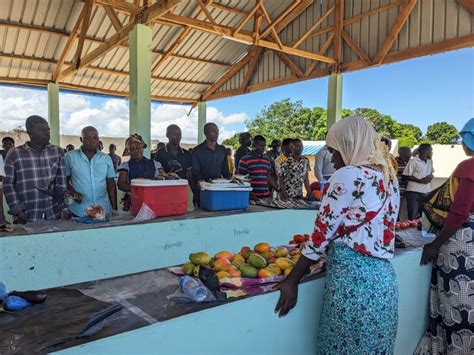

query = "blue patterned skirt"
317;243;398;355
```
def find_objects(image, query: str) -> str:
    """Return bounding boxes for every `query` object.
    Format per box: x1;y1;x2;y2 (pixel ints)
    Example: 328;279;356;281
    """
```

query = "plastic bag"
132;203;156;223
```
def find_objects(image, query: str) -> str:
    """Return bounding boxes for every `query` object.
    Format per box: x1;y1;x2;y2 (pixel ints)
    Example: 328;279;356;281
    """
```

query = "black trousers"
405;191;426;220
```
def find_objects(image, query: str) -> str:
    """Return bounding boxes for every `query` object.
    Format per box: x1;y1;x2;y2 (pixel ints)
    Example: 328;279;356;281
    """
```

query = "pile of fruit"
182;242;302;281
288;233;310;245
395;218;422;230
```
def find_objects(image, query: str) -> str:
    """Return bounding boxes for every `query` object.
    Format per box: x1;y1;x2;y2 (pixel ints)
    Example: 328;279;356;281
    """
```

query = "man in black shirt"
155;124;192;180
192;123;230;183
234;132;252;173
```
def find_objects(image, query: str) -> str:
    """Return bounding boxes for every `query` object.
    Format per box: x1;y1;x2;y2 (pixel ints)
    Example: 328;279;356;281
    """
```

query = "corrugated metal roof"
0;0;472;103
302;144;325;156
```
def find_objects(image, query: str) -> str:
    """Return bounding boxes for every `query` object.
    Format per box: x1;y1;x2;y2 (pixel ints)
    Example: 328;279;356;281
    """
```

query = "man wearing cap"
65;126;117;217
234;132;252;173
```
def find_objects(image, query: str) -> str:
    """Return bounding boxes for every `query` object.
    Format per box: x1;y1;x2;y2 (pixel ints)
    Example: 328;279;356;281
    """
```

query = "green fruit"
182;262;195;275
241;264;258;278
209;257;216;269
193;265;201;277
248;253;267;269
231;259;245;270
189;252;211;266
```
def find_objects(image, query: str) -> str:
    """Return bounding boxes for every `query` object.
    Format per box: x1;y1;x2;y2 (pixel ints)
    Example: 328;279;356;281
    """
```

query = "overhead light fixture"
222;35;252;45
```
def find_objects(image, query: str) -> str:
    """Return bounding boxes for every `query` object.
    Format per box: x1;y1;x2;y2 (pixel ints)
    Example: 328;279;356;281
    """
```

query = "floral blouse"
302;165;400;261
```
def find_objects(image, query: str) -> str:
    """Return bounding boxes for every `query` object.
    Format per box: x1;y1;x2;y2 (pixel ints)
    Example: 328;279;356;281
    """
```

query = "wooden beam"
0;53;57;65
196;0;216;24
292;4;335;48
59;0;182;81
372;0;417;65
260;0;301;38
103;4;123;31
234;3;260;35
275;51;304;78
239;46;264;93
304;32;333;76
333;0;344;71
457;0;474;15
74;0;94;68
161;13;336;63
341;30;370;65
152;27;192;73
275;0;314;33
52;4;88;82
95;0;140;14
209;3;247;17
0;76;50;86
201;48;255;101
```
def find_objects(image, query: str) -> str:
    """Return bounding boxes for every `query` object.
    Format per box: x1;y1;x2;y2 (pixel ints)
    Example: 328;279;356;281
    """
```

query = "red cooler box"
131;179;189;217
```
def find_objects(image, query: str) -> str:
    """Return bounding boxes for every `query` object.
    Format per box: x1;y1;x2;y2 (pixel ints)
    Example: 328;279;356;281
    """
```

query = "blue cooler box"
200;190;251;211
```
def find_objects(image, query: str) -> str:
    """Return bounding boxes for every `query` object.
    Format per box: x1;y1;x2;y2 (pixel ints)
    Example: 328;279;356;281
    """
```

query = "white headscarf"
326;115;396;185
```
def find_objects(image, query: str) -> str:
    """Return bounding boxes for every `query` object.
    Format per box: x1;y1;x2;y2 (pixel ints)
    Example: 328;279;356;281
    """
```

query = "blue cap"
460;118;474;151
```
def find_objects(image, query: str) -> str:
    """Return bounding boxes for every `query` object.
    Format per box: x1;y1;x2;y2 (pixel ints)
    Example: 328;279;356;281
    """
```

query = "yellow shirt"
227;156;235;174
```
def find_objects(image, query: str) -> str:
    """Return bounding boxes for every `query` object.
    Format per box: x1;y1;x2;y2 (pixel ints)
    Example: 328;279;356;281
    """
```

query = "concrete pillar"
327;73;343;129
197;102;207;144
129;24;152;155
47;82;60;146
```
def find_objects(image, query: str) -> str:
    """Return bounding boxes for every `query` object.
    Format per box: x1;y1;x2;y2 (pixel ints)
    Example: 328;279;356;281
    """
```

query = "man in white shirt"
402;143;434;220
314;145;336;183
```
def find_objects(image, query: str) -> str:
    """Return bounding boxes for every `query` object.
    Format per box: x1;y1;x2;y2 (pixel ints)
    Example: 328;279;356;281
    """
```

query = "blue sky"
211;47;474;135
1;47;472;143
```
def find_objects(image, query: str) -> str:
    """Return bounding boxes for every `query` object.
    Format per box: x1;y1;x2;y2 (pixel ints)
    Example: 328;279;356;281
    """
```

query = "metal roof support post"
47;82;60;146
197;102;207;144
129;23;152;156
326;73;343;129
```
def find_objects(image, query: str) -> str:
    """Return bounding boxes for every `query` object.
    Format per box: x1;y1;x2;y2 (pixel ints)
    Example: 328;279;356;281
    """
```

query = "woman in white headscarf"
275;116;400;354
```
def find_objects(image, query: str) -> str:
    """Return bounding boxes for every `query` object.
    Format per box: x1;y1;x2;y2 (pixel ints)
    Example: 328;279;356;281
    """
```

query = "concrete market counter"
0;208;431;354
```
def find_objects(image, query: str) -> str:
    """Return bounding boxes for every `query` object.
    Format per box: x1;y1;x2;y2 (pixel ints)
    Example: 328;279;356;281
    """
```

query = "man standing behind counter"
3;115;67;223
65;126;117;217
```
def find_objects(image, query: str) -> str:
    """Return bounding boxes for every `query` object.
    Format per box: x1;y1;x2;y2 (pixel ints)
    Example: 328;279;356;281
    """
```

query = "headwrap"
125;133;147;149
326;115;397;185
460;118;474;151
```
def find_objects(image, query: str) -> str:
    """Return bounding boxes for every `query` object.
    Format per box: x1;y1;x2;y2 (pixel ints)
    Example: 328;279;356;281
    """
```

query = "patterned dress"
279;155;311;198
302;165;400;354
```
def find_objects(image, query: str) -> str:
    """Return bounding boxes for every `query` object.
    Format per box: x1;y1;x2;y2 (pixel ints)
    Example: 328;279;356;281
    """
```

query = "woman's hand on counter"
420;242;440;265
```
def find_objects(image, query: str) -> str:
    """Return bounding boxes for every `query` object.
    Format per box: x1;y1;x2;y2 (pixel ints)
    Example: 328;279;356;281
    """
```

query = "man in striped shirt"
238;135;279;200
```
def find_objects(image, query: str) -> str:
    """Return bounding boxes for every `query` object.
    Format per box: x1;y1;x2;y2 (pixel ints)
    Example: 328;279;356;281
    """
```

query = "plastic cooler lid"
131;178;188;186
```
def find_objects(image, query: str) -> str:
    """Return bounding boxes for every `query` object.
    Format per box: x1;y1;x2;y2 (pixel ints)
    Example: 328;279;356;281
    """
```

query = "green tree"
222;133;242;149
422;122;460;144
353;108;399;138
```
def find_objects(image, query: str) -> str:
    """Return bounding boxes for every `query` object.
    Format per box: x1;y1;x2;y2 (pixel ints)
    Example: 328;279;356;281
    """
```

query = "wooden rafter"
239;47;264;93
275;51;304;78
161;13;335;63
103;4;123;31
74;0;94;68
209;3;247;16
52;4;89;82
95;0;140;14
196;0;216;25
201;46;257;101
333;0;344;71
234;2;260;35
260;0;301;38
152;27;192;73
341;31;370;65
59;0;182;81
372;0;417;65
275;0;313;33
304;32;334;76
258;0;284;48
291;3;335;48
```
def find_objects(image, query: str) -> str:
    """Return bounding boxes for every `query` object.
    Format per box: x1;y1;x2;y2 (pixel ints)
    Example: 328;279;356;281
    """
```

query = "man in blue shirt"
65;126;117;217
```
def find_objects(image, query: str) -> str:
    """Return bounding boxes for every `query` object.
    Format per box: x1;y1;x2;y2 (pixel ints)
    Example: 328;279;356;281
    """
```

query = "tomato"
409;221;419;228
293;234;305;243
401;222;410;229
303;234;310;242
395;223;401;230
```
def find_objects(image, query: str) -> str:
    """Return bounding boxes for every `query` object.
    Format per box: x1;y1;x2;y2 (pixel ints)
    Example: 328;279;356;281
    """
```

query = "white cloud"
0;87;245;144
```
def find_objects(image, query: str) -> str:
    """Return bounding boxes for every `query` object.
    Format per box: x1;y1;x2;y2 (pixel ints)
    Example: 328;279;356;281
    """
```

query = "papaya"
254;242;271;253
241;265;258;278
227;268;241;278
214;251;234;261
216;271;231;280
289;249;301;257
275;257;295;271
189;252;211;266
214;258;231;272
260;251;276;263
290;255;300;263
267;263;282;276
248;253;267;269
231;259;245;270
274;246;289;258
240;246;252;259
284;267;293;276
182;262;195;276
258;268;275;278
233;254;245;264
